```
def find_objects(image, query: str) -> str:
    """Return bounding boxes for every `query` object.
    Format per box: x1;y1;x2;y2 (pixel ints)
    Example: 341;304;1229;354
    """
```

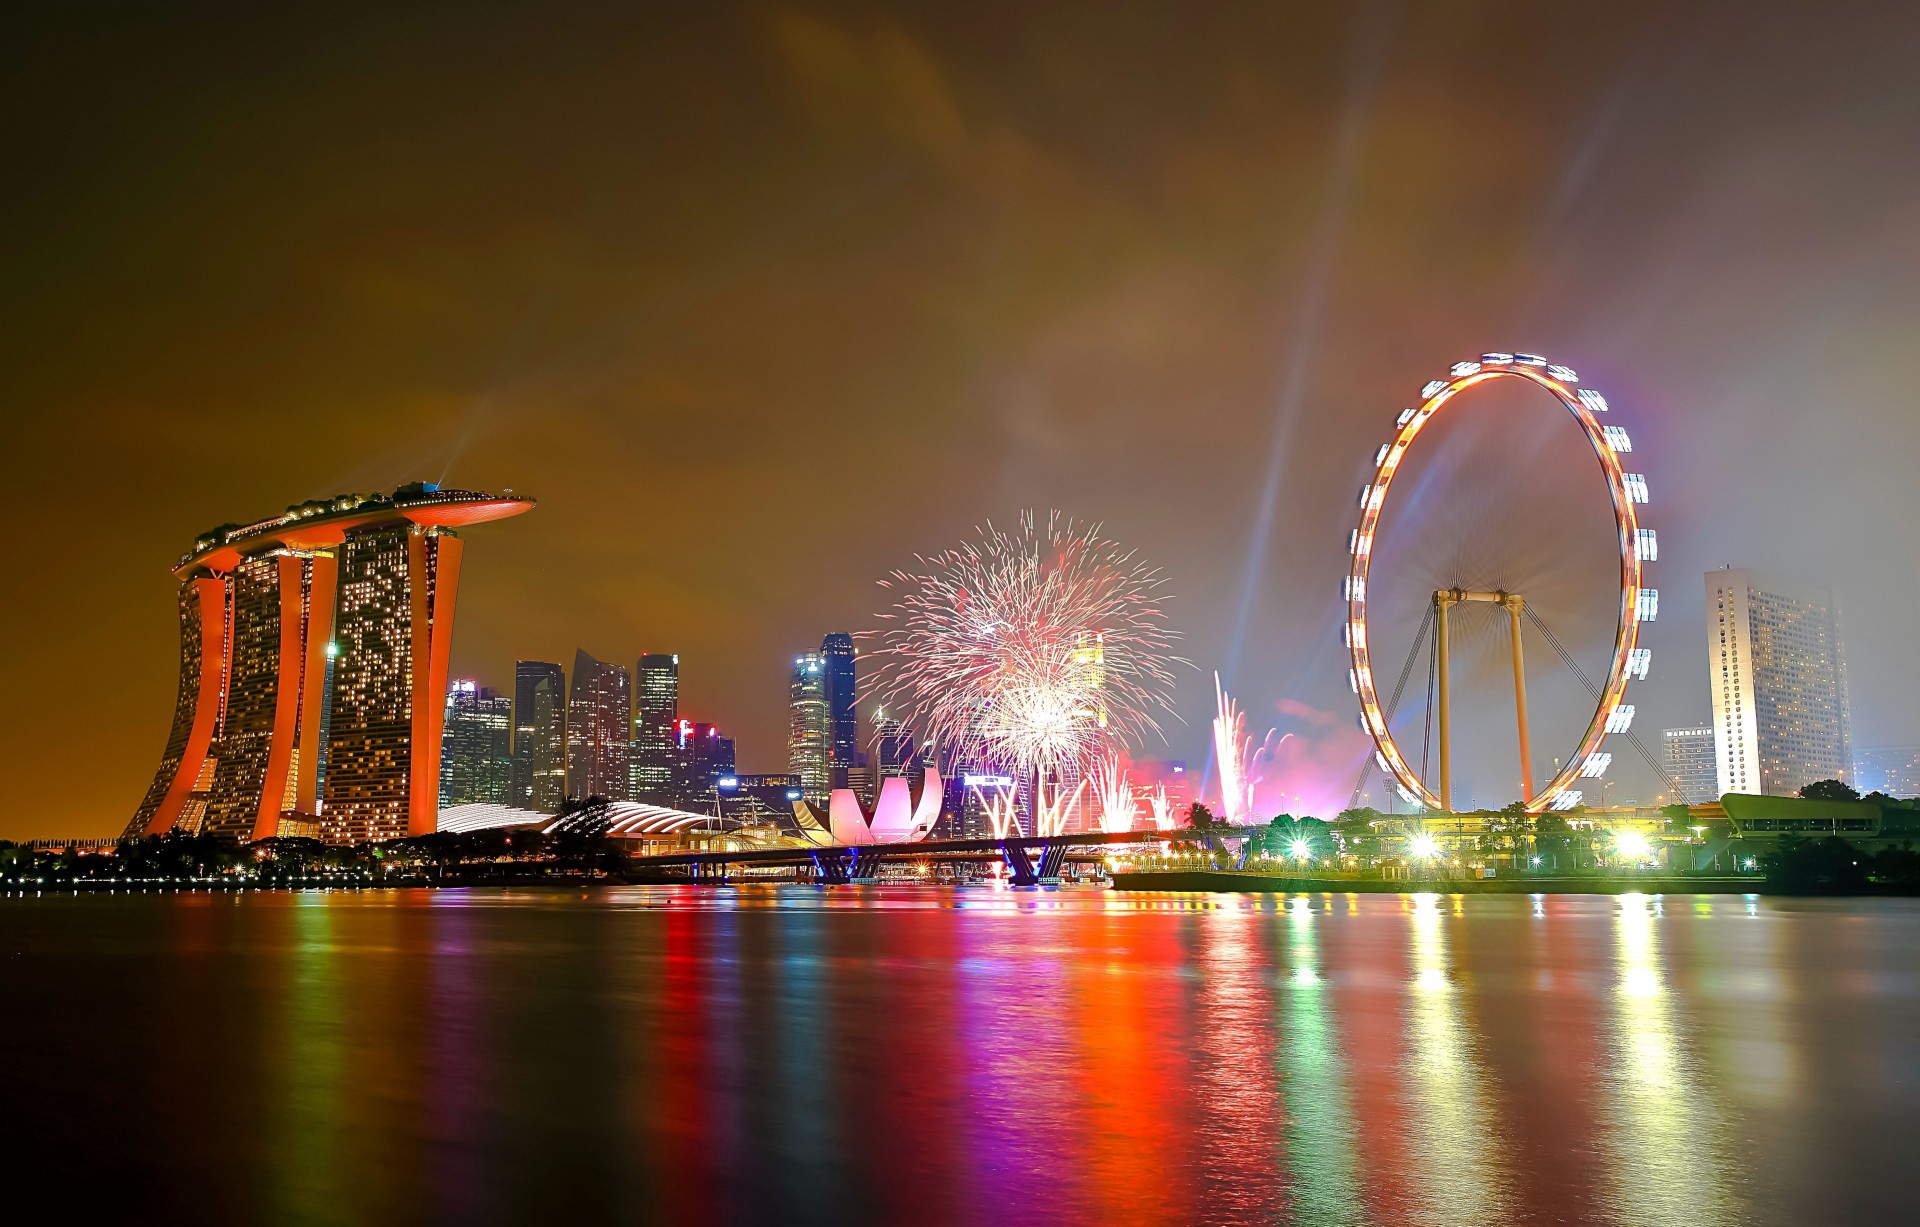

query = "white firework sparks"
1148;784;1175;830
868;513;1186;789
1094;752;1136;834
1213;672;1255;825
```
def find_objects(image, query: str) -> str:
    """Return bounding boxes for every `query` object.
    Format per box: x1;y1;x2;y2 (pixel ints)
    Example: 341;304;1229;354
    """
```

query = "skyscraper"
567;650;632;802
821;632;858;789
511;660;567;813
788;652;831;805
440;680;513;806
632;653;680;803
1662;726;1718;805
1705;568;1852;797
677;721;737;799
128;483;533;845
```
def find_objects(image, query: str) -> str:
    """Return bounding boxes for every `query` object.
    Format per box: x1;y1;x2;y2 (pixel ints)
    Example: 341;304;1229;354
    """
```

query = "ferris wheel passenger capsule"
1635;528;1658;561
1421;379;1448;398
1578;389;1610;414
1482;352;1514;364
1580;753;1613;778
1514;353;1547;366
1451;360;1481;377
1624;473;1650;503
1603;426;1633;452
1550;789;1584;811
1548;364;1579;382
1627;648;1651;679
1605;704;1636;734
1636;588;1659;621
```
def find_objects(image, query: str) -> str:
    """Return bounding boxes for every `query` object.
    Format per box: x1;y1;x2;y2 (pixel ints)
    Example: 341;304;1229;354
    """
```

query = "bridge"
626;826;1272;887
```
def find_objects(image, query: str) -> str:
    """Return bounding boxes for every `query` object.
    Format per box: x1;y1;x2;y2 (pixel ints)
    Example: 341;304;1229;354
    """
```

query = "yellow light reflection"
1404;894;1511;1223
1602;895;1736;1224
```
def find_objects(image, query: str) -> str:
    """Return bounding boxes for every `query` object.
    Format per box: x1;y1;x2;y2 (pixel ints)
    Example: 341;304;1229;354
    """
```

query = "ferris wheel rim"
1344;354;1652;816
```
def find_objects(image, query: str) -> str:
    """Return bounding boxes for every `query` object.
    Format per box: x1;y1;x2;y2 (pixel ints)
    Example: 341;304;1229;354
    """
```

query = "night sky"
7;1;1920;840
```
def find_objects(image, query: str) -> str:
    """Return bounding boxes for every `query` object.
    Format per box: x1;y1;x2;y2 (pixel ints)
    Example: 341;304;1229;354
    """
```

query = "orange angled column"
408;532;464;837
147;578;230;836
251;555;309;842
294;551;339;815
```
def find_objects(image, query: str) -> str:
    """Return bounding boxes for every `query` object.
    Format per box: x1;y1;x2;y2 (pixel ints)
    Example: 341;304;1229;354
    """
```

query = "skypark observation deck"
131;482;534;848
176;482;533;577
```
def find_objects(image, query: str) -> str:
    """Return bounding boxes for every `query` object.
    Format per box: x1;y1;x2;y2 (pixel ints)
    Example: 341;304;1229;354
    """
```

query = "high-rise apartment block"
566;650;632;802
128;484;532;844
511;660;567;813
632;653;680;803
1705;568;1852;797
788;652;831;804
440;681;513;806
821;632;858;789
677;721;737;798
1661;726;1718;805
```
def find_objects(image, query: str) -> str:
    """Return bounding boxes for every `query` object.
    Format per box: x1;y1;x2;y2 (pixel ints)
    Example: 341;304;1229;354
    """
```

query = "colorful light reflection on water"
4;888;1920;1225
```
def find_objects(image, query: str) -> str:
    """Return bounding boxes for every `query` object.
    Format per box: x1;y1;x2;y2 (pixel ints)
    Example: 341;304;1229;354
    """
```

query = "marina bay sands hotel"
126;483;533;846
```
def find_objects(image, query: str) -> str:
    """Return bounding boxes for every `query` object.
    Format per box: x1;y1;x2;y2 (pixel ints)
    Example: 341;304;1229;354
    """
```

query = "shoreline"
1108;869;1920;896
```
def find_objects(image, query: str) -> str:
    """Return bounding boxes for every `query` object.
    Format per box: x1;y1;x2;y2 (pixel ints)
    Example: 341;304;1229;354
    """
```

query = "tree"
1799;779;1860;802
1185;802;1222;830
1759;835;1869;893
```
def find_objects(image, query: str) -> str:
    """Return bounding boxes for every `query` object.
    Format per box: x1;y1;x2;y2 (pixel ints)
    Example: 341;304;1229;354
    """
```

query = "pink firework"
867;513;1186;788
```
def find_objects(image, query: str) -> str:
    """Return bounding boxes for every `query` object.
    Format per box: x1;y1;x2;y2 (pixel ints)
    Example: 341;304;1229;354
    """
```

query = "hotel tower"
127;482;533;845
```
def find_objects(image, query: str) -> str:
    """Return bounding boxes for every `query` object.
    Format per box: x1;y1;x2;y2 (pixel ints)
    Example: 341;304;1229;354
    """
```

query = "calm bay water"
4;887;1918;1225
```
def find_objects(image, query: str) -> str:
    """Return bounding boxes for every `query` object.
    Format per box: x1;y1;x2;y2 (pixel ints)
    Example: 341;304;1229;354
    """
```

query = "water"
4;887;1918;1225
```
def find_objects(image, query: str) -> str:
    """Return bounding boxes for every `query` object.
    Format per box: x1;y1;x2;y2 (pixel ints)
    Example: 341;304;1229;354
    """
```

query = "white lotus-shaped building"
792;768;944;846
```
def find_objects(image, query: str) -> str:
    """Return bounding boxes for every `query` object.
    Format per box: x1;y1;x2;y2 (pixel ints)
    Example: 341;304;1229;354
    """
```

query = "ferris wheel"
1344;353;1656;815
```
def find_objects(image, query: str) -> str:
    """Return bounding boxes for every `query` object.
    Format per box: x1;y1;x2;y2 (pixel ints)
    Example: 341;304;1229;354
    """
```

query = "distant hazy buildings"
789;652;831;805
1856;745;1920;799
1662;726;1718;805
511;660;567;813
127;483;532;845
632;653;680;803
567;650;632;801
1706;568;1852;797
821;632;858;789
441;681;513;806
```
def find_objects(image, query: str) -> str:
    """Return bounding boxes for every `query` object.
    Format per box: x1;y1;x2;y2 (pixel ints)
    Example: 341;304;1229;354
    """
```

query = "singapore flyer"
1345;353;1656;815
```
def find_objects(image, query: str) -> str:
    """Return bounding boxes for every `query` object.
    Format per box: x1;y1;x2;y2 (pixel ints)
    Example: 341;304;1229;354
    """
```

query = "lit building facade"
1662;726;1718;805
441;681;514;806
1706;568;1852;797
632;653;680;803
511;660;567;813
566;650;632;802
128;483;533;844
676;720;737;799
821;632;858;789
789;652;831;805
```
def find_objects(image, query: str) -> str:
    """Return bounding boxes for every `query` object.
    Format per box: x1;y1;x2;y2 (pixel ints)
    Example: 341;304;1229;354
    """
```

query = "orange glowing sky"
6;2;1920;838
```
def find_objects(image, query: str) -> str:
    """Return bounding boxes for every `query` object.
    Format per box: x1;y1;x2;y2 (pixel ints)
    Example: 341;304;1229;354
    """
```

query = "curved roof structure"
177;481;534;576
437;801;738;837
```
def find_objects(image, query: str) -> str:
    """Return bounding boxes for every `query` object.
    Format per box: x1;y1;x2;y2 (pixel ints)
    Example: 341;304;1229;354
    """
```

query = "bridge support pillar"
810;849;850;886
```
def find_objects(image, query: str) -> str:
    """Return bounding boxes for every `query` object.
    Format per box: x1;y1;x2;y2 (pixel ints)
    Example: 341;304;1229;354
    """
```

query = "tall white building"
788;652;831;805
1705;568;1851;797
1662;726;1718;805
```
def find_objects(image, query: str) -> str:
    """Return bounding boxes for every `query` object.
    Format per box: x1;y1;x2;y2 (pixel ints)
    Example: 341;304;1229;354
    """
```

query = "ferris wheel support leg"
1509;598;1534;805
1436;592;1453;813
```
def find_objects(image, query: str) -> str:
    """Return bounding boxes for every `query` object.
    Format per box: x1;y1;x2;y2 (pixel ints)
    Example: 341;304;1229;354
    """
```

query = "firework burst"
867;513;1187;792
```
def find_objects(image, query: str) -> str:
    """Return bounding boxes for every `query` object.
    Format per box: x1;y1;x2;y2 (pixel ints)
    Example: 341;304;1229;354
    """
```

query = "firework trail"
1094;752;1136;834
1213;673;1257;824
1148;784;1175;831
970;783;1021;839
868;513;1187;812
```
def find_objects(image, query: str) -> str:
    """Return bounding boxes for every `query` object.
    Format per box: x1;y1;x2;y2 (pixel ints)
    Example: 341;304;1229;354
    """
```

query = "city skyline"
11;3;1920;840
